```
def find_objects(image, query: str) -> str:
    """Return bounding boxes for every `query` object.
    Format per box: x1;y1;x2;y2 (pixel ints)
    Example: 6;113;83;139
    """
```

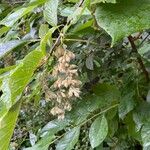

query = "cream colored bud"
51;106;64;116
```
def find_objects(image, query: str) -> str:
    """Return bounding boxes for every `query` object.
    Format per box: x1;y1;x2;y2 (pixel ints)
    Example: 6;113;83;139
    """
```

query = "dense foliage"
0;0;150;149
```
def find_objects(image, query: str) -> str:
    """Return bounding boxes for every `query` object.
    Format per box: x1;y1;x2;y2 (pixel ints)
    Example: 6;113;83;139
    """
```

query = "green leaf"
24;119;69;149
108;117;118;137
39;24;49;39
141;123;150;150
0;26;9;37
0;100;21;150
92;83;120;103
0;40;27;59
139;42;150;56
0;49;45;120
70;19;93;33
124;113;142;142
67;7;85;25
67;83;119;125
60;6;91;17
24;133;55;150
0;65;16;75
56;127;80;150
95;0;150;45
67;0;79;2
40;27;58;54
89;115;108;148
43;0;58;26
29;99;118;150
119;92;136;119
91;0;116;4
133;102;150;131
0;1;46;27
0;7;36;27
29;84;118;148
41;119;69;134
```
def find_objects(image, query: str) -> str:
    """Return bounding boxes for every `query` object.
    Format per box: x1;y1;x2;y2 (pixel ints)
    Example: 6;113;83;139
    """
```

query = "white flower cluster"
46;46;82;119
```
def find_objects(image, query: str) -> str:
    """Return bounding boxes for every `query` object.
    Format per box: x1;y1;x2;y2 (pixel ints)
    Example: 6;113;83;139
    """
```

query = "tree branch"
128;35;149;82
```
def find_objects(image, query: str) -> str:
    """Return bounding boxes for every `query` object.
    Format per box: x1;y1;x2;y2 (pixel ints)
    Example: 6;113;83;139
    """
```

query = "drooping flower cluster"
45;46;82;119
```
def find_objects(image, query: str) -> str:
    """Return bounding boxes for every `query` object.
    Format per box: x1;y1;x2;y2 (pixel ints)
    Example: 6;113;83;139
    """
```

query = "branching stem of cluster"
49;103;119;145
60;38;97;45
128;35;149;82
31;38;97;45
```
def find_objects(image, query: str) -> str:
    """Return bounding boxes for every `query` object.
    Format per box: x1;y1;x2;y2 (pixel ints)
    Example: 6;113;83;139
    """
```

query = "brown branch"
128;35;149;82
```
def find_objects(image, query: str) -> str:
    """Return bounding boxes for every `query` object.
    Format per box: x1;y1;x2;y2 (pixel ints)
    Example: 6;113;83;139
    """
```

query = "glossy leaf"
0;6;36;27
141;124;150;150
89;115;108;148
95;0;150;45
39;24;49;39
0;40;27;59
125;113;142;142
60;6;91;17
29;84;119;149
56;127;80;150
0;65;16;75
24;119;69;149
41;119;69;134
0;100;21;150
0;49;45;119
24;133;55;150
0;26;9;37
133;102;150;131
40;27;58;54
0;1;46;27
119;92;136;119
67;83;119;125
139;42;150;56
43;0;58;26
91;0;116;4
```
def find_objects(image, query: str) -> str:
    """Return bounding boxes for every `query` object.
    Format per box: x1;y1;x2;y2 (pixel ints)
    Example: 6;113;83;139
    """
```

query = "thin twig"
78;103;119;127
49;35;61;55
78;0;84;7
30;38;97;45
5;1;26;4
128;35;149;82
138;33;150;47
63;38;97;45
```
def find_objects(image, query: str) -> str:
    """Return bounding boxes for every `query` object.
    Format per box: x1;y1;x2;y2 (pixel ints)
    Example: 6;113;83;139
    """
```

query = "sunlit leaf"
43;0;58;26
0;1;47;27
0;40;27;59
141;123;150;150
0;48;45;120
24;133;55;150
89;115;108;148
0;26;9;37
39;24;49;39
0;100;21;150
95;0;150;45
40;27;58;54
